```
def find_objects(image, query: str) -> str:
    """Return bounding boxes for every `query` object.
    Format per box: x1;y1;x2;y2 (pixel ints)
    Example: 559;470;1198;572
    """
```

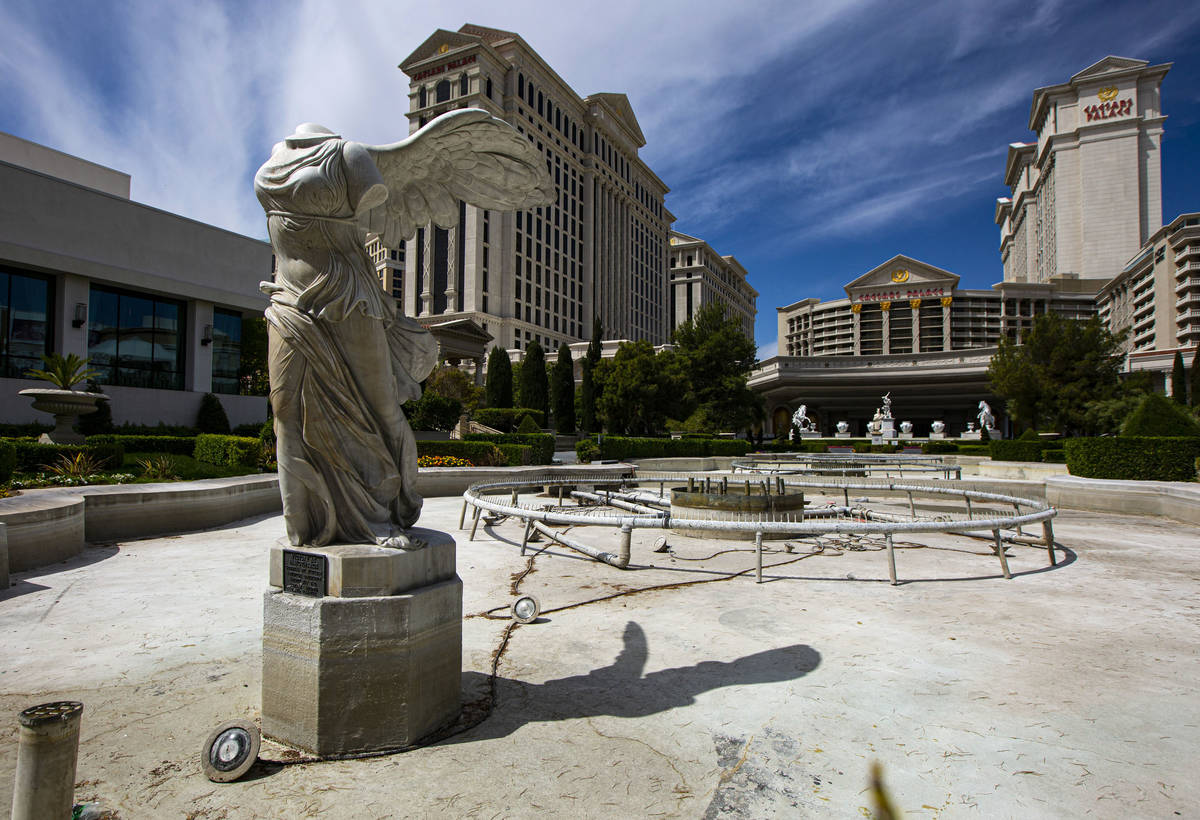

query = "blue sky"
2;0;1199;356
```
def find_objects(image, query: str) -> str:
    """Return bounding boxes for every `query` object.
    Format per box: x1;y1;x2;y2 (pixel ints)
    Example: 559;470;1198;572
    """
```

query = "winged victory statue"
255;110;554;549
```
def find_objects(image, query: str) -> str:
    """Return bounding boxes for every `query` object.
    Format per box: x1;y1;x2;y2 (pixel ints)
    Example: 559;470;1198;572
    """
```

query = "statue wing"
360;109;555;246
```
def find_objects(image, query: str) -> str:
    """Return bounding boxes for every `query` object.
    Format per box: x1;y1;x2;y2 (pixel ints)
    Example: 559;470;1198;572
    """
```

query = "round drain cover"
202;720;260;782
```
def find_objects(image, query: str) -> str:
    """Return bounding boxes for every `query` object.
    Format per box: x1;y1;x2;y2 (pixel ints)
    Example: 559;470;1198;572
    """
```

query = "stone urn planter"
18;388;103;444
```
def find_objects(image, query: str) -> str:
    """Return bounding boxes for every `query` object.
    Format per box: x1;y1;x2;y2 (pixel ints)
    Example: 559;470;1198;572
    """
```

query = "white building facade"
385;25;673;360
668;231;756;340
0;131;271;427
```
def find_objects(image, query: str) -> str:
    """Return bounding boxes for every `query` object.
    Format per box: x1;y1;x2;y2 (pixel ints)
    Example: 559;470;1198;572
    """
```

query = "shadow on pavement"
444;621;820;745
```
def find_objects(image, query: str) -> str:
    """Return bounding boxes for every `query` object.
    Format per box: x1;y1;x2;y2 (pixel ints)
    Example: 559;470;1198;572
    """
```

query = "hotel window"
0;266;52;379
88;286;185;390
211;308;242;395
418;86;427;108
436;79;450;103
486;77;493;99
518;74;525;96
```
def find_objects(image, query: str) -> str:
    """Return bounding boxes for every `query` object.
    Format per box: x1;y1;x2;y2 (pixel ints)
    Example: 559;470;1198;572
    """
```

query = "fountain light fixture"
511;594;540;624
201;324;213;346
72;302;87;328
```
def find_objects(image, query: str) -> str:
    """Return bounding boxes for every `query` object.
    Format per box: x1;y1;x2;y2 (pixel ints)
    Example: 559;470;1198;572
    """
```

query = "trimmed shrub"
197;393;231;434
496;443;534;466
473;408;545;432
587;436;750;460
957;445;991;456
193;434;262;468
989;440;1046;462
1042;448;1067;463
77;386;113;436
0;441;16;482
404;393;463;432
0;423;53;438
416;440;505;466
1121;392;1200;437
516;414;542;434
464;433;555;464
232;422;267;437
576;439;601;464
113;423;198;436
88;434;196;455
921;441;959;454
1064;437;1200;481
10;442;124;472
708;438;752;457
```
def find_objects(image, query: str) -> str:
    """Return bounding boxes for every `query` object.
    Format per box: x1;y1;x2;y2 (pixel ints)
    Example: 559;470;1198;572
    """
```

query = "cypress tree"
1190;345;1200;408
485;346;513;408
551;342;576;434
579;317;603;433
1171;350;1187;404
519;340;549;419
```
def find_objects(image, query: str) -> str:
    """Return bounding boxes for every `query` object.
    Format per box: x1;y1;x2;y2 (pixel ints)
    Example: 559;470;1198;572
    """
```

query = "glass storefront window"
88;286;184;390
211;308;242;395
0;266;52;379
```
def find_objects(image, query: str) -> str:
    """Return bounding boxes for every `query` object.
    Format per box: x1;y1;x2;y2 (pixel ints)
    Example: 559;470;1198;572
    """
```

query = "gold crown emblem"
438;44;450;54
1098;86;1118;102
891;269;910;283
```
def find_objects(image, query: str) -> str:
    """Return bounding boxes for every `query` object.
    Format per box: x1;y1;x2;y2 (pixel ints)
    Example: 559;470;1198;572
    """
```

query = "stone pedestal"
799;430;822;439
898;432;913;440
928;432;946;440
960;430;982;441
262;528;462;756
834;431;852;439
878;420;895;437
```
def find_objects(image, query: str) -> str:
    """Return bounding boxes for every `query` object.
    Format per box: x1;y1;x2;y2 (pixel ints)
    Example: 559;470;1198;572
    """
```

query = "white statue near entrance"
977;400;996;432
881;392;893;419
792;404;814;433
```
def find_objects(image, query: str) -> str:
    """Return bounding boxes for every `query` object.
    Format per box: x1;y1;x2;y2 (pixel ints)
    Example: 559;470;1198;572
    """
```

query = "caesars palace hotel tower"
375;24;674;357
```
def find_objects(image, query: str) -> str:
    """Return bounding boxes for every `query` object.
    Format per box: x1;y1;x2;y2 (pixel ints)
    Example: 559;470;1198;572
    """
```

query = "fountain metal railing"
731;453;962;480
459;471;1057;585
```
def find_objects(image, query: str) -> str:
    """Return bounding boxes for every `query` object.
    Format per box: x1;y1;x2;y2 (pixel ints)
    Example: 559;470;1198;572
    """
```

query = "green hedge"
112;423;198;437
464;433;555;464
989;440;1047;462
1042;448;1067;463
193;434;262;468
9;442;125;472
472;407;546;432
0;441;15;482
957;445;991;456
88;434;197;455
586;436;751;460
1064;437;1200;481
921;441;959;454
496;443;534;466
0;423;53;438
416;440;505;466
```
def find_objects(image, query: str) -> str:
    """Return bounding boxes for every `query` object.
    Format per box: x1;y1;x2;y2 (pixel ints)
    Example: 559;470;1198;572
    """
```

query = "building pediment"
586;93;647;147
1071;56;1148;82
844;256;959;302
400;29;481;72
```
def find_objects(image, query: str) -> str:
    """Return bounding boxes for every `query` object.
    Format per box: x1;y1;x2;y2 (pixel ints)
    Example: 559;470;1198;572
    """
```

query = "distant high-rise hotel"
752;56;1191;436
371;24;676;357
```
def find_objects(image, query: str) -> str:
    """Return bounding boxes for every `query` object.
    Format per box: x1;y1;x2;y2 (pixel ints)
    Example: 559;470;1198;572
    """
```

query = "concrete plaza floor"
0;491;1197;818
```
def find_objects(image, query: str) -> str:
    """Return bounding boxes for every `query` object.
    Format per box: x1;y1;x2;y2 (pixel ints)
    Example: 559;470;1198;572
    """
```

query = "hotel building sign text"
414;54;477;82
1084;87;1133;122
855;287;945;303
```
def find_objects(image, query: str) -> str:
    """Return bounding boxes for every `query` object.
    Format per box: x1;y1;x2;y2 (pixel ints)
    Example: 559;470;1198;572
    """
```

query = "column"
851;303;861;355
941;296;953;350
474;356;484;386
910;299;922;353
445;224;458;313
420;225;433;317
880;301;891;355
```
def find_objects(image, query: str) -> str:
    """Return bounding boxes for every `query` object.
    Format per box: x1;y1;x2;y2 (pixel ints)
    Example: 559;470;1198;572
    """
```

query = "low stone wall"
1046;476;1200;525
0;464;635;576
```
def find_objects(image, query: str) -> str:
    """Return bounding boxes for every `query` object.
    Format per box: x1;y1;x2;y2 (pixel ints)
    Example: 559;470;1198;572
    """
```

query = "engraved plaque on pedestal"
282;550;328;598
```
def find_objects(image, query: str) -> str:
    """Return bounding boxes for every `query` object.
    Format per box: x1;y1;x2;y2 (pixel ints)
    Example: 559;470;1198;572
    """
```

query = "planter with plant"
18;354;106;444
